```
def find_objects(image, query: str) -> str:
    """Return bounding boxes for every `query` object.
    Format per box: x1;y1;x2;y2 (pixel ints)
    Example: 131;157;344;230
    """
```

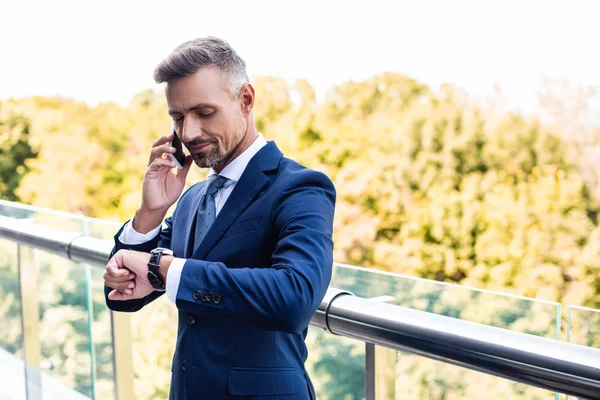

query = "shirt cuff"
166;258;186;304
118;217;161;245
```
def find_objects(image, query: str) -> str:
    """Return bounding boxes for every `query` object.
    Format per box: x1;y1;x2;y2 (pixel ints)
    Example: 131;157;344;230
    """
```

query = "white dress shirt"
119;133;268;303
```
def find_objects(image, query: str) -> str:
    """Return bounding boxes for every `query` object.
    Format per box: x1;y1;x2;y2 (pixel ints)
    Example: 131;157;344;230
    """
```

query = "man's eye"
172;116;183;122
199;111;215;118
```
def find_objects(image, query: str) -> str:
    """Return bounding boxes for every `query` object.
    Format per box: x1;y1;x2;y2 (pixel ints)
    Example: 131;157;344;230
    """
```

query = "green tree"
0;112;38;201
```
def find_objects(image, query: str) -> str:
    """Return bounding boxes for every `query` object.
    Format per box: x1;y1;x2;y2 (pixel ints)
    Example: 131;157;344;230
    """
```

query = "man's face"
166;67;246;169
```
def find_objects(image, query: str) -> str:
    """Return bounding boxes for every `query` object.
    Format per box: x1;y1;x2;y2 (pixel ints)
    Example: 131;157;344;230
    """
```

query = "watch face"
153;248;174;256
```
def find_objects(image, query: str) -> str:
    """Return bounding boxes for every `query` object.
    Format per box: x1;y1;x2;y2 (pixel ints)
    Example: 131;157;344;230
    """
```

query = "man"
103;37;336;400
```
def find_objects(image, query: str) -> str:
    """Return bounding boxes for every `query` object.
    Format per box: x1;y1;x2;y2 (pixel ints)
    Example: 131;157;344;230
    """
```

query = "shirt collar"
208;133;268;183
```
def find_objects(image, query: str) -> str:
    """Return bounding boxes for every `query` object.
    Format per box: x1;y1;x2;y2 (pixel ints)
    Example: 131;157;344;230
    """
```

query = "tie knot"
205;174;230;197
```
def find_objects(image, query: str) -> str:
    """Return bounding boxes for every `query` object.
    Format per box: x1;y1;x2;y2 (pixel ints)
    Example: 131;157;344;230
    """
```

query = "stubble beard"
192;144;229;169
192;125;246;169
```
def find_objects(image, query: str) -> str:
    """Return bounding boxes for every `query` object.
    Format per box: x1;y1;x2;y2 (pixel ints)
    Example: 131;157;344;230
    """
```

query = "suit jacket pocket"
223;216;261;238
228;367;302;396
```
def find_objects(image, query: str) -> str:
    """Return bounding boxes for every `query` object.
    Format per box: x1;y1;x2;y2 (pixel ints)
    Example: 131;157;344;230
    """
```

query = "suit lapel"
191;141;282;260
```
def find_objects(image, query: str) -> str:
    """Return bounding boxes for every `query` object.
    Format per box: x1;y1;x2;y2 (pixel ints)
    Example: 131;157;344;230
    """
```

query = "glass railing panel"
332;263;563;399
79;215;120;399
0;238;26;399
33;245;94;398
566;305;600;400
0;201;118;399
129;296;177;399
568;305;600;347
332;264;561;337
81;218;121;241
393;355;564;400
88;265;116;399
0;199;119;236
0;201;587;400
305;328;365;400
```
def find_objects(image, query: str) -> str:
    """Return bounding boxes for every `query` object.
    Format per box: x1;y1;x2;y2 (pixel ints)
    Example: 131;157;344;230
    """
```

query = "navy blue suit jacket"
104;141;336;399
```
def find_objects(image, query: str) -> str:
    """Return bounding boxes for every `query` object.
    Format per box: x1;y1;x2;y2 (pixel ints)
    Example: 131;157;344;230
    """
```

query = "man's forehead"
165;68;229;107
165;67;229;108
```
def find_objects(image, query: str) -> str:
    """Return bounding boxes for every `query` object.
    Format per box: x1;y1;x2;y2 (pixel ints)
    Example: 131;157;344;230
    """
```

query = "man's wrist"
133;207;168;234
159;255;174;283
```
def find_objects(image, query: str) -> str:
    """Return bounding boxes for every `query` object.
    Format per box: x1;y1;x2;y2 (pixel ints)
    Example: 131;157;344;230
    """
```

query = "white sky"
1;0;599;116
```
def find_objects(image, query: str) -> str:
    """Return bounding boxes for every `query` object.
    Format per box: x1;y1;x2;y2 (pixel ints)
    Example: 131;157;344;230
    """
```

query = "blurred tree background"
3;73;597;307
1;73;599;399
0;109;38;201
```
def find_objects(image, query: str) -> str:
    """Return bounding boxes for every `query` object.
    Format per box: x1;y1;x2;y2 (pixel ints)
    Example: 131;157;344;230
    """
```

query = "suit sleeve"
175;170;336;333
104;217;174;312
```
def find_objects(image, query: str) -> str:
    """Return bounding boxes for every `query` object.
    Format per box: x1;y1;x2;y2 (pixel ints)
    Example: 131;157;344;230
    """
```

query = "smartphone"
169;127;186;169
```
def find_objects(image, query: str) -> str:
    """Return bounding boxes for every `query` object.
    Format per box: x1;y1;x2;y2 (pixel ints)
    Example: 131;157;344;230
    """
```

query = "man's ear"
239;83;255;116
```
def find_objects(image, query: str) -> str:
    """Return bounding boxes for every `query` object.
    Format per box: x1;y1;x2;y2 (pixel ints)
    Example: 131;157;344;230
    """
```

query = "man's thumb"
108;289;128;301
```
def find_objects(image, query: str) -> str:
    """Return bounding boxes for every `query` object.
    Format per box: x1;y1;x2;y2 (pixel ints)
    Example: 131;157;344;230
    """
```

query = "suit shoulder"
278;157;335;191
279;156;308;173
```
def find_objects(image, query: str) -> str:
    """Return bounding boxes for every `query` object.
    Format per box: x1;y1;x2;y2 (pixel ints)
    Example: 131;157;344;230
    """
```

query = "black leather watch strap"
147;248;173;291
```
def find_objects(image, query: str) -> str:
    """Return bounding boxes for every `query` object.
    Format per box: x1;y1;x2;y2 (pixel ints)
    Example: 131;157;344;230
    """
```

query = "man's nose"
181;118;202;143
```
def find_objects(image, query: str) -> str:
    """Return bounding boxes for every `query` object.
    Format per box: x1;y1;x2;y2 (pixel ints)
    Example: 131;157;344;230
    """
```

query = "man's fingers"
104;250;139;292
105;279;136;292
148;134;176;165
104;265;136;291
107;265;128;276
106;265;131;278
148;142;176;166
151;132;174;148
152;142;176;158
108;289;135;301
147;158;176;172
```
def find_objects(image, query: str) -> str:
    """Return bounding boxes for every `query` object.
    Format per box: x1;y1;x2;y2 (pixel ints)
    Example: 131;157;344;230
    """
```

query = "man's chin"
192;154;224;169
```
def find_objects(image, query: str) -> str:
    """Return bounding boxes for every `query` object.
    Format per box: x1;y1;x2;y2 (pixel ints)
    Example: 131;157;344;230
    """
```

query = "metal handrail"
1;216;600;399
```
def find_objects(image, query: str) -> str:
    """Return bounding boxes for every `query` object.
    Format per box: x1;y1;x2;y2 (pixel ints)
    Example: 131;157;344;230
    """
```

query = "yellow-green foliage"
2;74;599;310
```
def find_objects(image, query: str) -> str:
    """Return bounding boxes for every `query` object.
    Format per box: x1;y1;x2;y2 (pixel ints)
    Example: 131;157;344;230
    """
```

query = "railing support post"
111;311;135;400
18;244;42;400
365;296;396;400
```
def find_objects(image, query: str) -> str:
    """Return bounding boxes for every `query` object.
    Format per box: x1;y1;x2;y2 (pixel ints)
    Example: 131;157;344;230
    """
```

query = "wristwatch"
147;248;174;291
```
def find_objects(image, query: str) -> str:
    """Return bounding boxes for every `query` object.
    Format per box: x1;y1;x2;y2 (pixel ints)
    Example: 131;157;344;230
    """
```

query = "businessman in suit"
103;37;336;399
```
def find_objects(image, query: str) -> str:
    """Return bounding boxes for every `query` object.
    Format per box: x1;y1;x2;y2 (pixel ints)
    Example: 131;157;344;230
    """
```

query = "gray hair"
153;37;250;97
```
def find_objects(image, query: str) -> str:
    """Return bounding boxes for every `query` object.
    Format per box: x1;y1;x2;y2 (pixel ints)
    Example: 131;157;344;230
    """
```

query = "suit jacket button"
206;292;214;302
187;315;196;325
213;294;222;304
199;291;208;302
193;291;201;300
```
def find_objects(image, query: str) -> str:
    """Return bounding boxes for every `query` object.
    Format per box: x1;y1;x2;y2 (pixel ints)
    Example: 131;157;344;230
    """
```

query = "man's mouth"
189;142;212;153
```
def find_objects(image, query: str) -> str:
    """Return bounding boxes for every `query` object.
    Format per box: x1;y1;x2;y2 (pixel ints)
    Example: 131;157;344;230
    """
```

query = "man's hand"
142;132;193;213
132;132;194;234
104;250;154;301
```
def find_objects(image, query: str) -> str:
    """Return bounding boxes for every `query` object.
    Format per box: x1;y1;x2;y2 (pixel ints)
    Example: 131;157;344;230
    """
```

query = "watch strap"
147;248;173;291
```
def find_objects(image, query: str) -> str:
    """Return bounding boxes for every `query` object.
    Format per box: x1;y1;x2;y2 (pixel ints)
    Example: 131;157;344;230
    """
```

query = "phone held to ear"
169;128;186;169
